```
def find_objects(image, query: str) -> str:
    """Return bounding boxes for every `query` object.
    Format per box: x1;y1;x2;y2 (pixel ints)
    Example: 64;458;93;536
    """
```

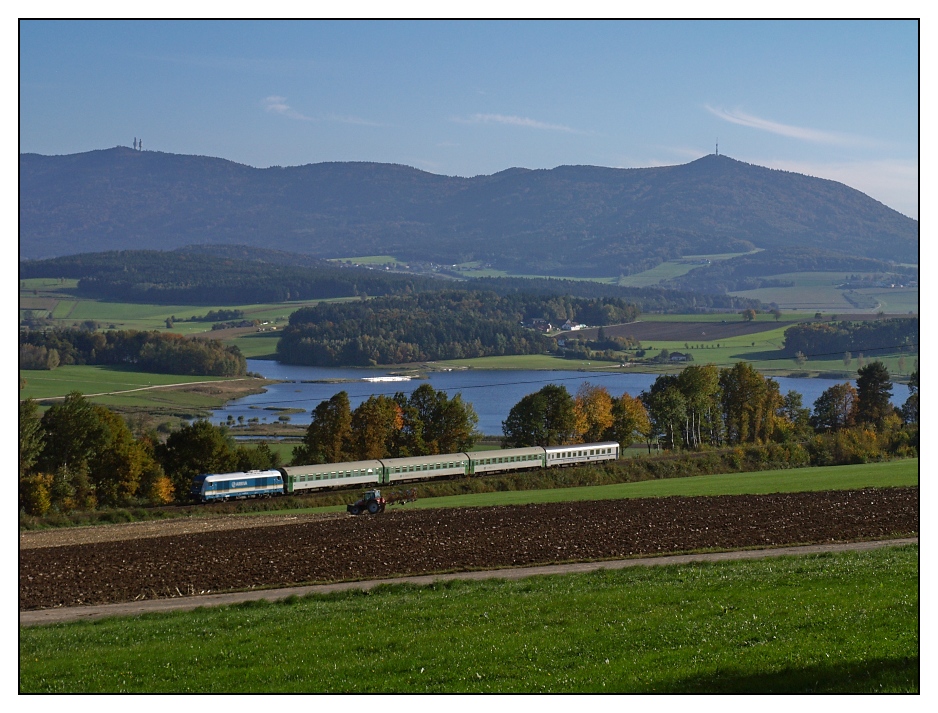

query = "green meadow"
19;544;918;693
614;251;757;288
19;278;353;336
18;365;228;402
728;271;918;314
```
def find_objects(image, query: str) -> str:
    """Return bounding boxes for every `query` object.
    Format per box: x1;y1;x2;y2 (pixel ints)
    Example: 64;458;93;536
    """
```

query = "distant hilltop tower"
132;137;142;151
715;139;719;156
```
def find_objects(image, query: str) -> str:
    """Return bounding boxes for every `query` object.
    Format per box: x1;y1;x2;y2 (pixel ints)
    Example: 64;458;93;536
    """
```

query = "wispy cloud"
705;105;885;149
263;98;383;126
454;113;586;134
324;113;385;127
263;96;312;121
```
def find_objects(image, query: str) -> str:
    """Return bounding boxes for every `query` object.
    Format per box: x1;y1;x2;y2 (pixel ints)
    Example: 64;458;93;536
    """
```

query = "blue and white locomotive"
190;470;284;502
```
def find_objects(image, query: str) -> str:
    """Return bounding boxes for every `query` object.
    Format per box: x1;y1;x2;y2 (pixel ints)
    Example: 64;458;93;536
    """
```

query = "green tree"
775;390;813;442
676;364;721;448
719;362;782;444
88;407;149;507
19;399;45;478
404;384;478;454
293;391;353;464
642;378;687;451
810;383;858;433
156;420;237;499
19;473;53;516
235;442;283;472
502;384;576;447
349;395;403;460
136;436;174;505
37;392;110;475
855;361;894;429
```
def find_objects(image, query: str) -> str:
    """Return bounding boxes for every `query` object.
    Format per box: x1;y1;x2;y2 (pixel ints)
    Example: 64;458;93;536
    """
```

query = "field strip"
35;378;248;401
19;537;917;626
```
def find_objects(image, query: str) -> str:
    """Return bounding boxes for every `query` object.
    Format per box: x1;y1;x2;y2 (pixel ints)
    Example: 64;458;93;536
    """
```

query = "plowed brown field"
19;488;918;611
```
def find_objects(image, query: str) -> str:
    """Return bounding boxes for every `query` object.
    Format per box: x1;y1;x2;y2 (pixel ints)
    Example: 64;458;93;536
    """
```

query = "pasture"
18;278;353;337
728;271;918;314
18;365;269;421
614;250;755;287
18;365;228;402
19;544;918;693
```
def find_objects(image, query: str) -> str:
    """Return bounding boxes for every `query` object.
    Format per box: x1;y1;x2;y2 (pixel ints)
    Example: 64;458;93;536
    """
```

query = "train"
189;441;621;502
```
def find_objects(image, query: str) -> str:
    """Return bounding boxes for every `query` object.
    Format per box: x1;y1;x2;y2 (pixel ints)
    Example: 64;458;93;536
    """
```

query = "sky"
18;19;920;219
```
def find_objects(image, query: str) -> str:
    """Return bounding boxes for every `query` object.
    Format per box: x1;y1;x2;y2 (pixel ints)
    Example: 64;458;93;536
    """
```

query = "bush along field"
19;544;918;693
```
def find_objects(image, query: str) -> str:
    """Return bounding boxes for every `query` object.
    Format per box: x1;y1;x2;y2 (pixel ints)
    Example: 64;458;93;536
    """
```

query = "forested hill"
20;148;917;274
19;248;763;311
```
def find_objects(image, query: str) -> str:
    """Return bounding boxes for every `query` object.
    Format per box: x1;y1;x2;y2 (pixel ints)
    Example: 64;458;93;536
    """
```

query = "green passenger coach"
281;460;385;493
381;454;470;483
467;446;545;475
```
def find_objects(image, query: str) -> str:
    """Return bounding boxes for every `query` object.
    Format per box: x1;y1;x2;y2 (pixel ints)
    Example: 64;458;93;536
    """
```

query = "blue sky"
19;19;919;218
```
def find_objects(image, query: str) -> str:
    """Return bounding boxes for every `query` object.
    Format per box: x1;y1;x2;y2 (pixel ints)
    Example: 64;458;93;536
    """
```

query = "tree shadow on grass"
665;656;918;693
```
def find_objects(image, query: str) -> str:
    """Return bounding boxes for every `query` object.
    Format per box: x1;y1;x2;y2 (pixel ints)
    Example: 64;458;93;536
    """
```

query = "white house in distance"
561;320;584;331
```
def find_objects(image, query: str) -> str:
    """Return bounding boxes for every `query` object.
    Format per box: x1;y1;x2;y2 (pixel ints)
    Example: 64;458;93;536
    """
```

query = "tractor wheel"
367;501;381;514
349;505;362;516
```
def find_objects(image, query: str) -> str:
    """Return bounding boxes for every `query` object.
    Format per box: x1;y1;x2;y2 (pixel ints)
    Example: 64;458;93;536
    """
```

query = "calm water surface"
211;360;907;436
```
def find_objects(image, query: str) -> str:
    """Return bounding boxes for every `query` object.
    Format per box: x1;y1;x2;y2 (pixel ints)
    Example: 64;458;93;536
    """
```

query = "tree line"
19;393;283;515
276;291;640;366
783;318;918;359
664;247;916;294
20;249;437;305
20;247;766;314
19;328;247;377
501;362;919;462
292;384;478;464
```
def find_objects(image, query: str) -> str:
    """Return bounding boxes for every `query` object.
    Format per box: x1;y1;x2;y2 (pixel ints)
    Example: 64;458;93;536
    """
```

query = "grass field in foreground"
18;545;918;693
251;458;919;516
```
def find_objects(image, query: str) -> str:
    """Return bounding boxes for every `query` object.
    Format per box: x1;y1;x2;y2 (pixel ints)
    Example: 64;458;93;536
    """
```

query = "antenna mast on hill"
716;139;719;156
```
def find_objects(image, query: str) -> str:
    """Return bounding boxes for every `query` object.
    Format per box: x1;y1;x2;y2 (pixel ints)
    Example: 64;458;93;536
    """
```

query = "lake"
210;360;909;436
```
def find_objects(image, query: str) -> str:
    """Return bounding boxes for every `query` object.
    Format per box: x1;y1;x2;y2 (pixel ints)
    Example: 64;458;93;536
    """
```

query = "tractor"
347;490;385;515
347;488;417;515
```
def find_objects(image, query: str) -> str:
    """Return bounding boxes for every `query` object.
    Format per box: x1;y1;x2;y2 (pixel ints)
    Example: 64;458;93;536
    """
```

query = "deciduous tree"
719;362;782;444
293;391;353;464
19;398;44;478
855;361;894;429
156;420;237;498
607;393;651;448
810;383;858;433
502;384;576;447
349;395;403;460
573;382;614;443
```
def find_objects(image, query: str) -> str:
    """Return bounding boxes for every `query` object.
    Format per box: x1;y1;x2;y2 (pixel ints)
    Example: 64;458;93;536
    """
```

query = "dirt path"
20;538;917;627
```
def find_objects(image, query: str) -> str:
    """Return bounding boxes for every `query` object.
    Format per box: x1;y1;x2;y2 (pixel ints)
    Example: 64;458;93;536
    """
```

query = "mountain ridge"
19;148;918;273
